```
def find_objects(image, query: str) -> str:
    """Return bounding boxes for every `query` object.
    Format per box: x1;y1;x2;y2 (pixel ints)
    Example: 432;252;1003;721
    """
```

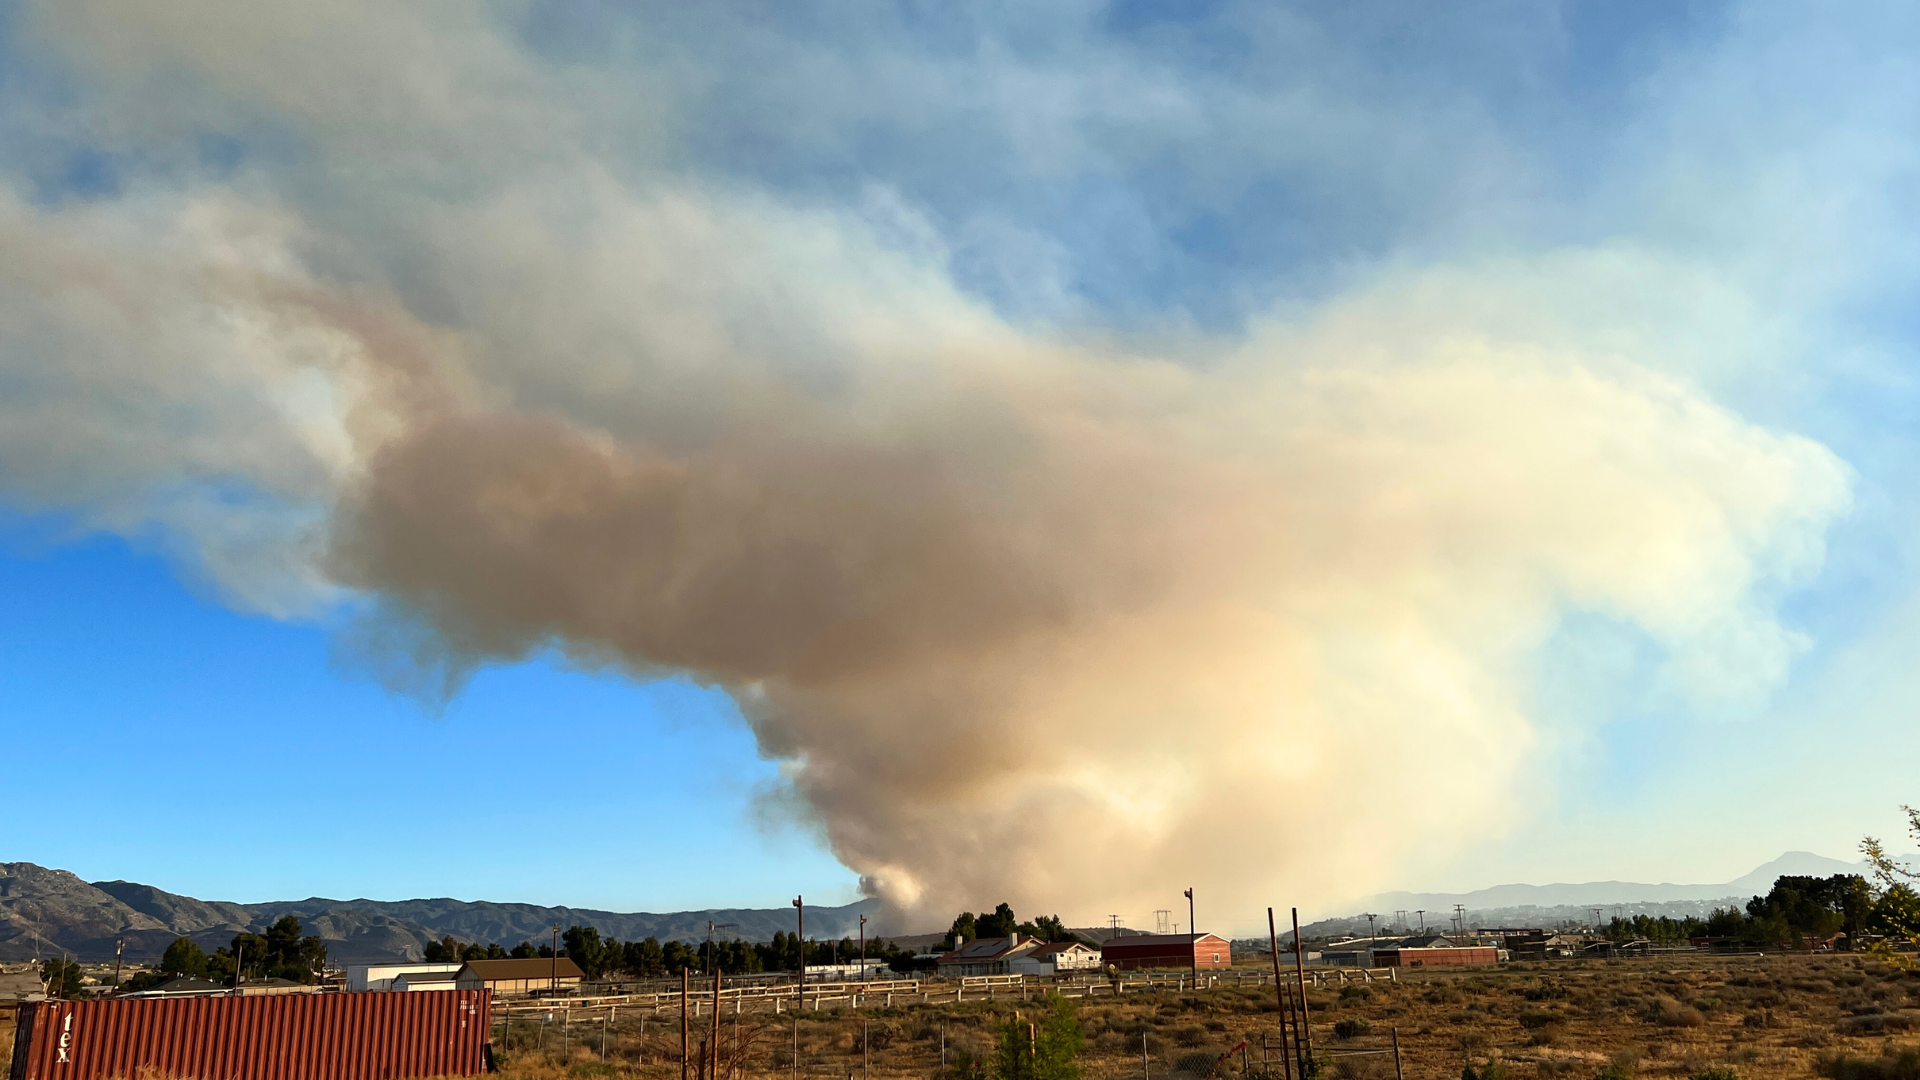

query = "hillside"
0;862;878;963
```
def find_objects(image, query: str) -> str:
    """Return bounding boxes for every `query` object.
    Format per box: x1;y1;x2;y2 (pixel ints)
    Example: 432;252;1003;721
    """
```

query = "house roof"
0;970;46;1000
460;958;585;981
938;936;1037;964
150;978;230;994
394;970;459;984
1026;942;1096;957
1394;934;1454;949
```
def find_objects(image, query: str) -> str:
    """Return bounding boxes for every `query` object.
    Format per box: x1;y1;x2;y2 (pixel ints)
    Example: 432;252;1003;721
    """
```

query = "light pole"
792;896;804;995
114;938;125;992
859;914;867;977
1184;887;1196;983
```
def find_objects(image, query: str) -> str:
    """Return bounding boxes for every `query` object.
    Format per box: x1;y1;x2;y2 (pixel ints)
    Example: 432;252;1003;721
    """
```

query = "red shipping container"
8;989;492;1080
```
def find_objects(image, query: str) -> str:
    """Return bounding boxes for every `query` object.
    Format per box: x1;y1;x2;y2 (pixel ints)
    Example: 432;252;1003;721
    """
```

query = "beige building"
455;957;585;996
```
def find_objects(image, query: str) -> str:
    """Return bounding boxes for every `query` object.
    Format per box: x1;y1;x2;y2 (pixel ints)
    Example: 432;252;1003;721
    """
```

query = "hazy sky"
3;0;1920;933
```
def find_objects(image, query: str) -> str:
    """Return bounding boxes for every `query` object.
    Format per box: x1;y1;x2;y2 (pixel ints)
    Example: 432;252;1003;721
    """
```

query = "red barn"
1100;933;1233;971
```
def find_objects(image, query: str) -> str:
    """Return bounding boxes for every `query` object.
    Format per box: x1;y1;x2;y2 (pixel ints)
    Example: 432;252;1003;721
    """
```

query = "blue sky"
3;0;1920;932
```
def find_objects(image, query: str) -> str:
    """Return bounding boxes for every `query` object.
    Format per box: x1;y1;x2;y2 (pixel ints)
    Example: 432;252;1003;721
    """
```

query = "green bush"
1333;1019;1371;1039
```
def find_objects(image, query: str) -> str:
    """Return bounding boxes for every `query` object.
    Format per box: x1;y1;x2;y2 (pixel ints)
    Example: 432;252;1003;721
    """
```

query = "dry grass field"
486;955;1920;1080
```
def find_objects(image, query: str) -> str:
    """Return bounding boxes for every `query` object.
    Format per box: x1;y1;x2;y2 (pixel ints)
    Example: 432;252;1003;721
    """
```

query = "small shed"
1100;933;1233;971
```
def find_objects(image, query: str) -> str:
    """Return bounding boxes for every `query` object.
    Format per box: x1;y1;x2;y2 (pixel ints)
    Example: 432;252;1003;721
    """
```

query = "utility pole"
1363;914;1377;942
792;896;805;997
1415;910;1425;931
859;914;867;976
552;925;561;997
1266;909;1293;1080
1175;883;1190;983
1453;904;1466;936
234;943;245;996
711;968;723;1080
114;938;125;991
1291;908;1313;1075
681;968;690;1080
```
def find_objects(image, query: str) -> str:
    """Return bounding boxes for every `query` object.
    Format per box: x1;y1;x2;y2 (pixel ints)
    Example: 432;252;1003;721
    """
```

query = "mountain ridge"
0;861;879;963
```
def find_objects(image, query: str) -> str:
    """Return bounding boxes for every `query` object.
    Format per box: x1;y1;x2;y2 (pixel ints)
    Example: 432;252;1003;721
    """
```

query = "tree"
977;903;1018;939
1874;884;1920;935
160;937;210;979
254;916;327;983
943;912;978;950
42;958;87;1000
563;926;610;979
510;940;538;959
1033;916;1079;943
625;937;666;977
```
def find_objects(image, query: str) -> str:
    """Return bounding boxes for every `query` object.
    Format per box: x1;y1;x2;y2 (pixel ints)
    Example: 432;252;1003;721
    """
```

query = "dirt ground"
487;954;1920;1080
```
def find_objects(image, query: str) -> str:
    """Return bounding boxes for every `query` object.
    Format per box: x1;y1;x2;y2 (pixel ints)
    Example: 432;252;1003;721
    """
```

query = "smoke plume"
0;0;1856;928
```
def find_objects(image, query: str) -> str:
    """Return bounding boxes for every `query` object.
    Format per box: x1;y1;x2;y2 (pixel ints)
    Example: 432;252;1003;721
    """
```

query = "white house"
347;963;463;992
1010;942;1101;976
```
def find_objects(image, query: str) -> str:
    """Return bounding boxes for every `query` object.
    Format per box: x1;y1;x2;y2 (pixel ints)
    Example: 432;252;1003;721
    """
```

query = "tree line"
423;901;1081;980
1599;874;1901;947
942;903;1082;951
421;924;922;979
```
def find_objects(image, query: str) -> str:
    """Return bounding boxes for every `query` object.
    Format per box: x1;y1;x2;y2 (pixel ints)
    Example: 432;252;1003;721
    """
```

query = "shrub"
1815;1049;1920;1080
1690;1070;1738;1080
1333;1019;1371;1039
1340;986;1373;1003
1174;1025;1209;1047
1597;1063;1634;1080
1518;1011;1561;1030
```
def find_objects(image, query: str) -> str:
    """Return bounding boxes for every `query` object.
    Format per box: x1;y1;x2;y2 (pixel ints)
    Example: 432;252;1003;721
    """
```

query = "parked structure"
348;963;464;993
1010;941;1101;976
453;957;583;995
1100;933;1233;971
8;989;492;1080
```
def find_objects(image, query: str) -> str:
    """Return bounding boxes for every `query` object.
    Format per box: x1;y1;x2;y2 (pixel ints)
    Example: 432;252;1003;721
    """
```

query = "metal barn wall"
9;989;491;1080
1371;946;1498;968
1101;935;1234;971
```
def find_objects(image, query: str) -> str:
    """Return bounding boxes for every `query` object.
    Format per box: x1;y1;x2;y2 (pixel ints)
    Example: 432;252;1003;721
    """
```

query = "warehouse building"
1099;933;1233;971
454;957;585;995
1369;945;1498;967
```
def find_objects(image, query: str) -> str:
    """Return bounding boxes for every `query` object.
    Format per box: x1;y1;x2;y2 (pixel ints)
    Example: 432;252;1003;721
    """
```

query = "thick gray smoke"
0;0;1855;929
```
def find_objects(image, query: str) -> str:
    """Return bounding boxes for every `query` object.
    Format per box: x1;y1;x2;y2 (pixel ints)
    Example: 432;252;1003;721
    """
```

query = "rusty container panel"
8;989;491;1080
